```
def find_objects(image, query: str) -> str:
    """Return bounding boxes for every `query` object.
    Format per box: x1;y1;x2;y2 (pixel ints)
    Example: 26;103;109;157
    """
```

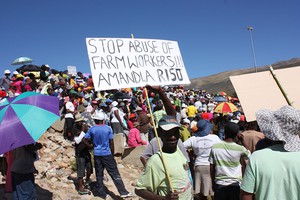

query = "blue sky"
1;0;299;79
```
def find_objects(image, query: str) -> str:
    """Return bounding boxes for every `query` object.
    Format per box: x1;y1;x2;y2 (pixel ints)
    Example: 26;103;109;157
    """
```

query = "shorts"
76;156;93;178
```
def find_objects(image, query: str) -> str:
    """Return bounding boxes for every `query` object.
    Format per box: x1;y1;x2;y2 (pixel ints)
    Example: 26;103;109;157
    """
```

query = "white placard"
67;66;77;75
86;38;190;91
230;66;300;121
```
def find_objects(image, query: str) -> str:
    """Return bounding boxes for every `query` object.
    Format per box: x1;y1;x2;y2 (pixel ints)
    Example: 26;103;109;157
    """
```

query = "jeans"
214;184;240;200
12;172;36;200
94;155;128;198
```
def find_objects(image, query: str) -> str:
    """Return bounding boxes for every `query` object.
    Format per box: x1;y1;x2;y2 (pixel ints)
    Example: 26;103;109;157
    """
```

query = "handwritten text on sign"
86;38;190;91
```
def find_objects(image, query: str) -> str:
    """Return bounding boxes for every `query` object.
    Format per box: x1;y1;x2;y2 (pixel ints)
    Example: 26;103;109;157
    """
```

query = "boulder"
121;145;146;168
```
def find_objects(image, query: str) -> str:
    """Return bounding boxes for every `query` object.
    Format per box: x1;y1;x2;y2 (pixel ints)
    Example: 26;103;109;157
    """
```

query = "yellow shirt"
186;105;197;118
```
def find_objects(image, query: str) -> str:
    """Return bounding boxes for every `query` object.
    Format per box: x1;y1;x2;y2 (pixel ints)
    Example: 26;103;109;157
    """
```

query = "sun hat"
105;99;112;103
133;122;140;128
256;105;300;152
74;113;85;123
158;115;181;131
112;101;118;107
181;103;187;108
92;112;106;120
16;74;23;79
92;100;99;104
182;118;190;124
84;93;92;99
13;71;19;75
69;90;77;95
100;103;107;107
194;120;213;137
85;86;92;91
4;70;11;74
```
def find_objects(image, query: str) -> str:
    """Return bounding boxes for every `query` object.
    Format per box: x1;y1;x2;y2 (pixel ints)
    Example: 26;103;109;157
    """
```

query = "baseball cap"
158;115;180;131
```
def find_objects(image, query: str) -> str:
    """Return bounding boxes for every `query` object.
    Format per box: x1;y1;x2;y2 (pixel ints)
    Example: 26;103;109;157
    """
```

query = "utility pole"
247;26;257;72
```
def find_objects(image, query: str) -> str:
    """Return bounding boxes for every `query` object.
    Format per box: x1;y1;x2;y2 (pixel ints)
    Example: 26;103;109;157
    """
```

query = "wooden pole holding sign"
269;65;294;107
131;33;173;192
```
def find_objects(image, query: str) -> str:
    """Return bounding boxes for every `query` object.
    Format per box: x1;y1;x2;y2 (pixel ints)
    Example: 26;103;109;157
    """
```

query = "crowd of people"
1;66;300;200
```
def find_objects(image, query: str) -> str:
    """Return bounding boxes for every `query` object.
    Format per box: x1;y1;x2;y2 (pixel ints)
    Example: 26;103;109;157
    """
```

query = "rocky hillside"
0;126;143;200
187;57;300;96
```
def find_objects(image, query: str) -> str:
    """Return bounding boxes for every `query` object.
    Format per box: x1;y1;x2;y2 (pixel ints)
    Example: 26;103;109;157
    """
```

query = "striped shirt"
209;141;250;186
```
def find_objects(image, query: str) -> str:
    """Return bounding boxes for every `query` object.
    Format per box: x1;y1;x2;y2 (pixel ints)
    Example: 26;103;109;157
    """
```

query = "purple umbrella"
0;92;60;154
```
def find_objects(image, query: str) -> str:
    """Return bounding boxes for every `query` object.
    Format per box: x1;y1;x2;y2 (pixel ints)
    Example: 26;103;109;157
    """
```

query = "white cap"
92;112;105;120
4;70;11;74
13;71;19;75
183;118;190;124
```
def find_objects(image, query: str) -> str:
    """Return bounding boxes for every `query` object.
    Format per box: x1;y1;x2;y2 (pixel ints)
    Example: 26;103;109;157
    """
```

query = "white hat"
13;71;19;75
183;118;190;124
256;105;300;152
4;70;11;74
74;113;85;123
158;116;180;131
135;106;143;111
112;101;118;107
92;112;106;120
182;103;187;108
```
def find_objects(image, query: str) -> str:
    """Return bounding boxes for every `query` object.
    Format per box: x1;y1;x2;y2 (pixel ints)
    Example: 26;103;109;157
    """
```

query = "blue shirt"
84;125;114;156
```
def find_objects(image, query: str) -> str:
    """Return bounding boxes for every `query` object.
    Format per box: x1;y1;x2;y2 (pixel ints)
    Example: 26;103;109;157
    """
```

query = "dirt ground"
0;129;144;200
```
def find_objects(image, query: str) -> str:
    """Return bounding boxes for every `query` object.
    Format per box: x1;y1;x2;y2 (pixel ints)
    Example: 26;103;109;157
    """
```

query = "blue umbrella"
0;92;60;154
212;96;227;102
12;56;33;65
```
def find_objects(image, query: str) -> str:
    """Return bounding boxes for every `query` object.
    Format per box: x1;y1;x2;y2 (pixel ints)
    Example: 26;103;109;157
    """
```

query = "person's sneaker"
120;192;133;198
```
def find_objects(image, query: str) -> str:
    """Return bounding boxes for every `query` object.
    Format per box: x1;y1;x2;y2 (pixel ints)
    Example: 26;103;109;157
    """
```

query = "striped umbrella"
214;102;238;114
12;56;33;65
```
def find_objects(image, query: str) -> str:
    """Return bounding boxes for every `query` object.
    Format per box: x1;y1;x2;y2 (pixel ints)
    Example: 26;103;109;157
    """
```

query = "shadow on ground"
0;183;53;200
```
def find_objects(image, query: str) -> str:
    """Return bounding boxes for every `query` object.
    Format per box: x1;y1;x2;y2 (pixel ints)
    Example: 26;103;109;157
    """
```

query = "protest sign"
86;38;190;91
230;66;300;121
67;66;77;75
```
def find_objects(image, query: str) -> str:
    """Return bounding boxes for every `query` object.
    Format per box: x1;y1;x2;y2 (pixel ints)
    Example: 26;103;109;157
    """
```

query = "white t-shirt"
180;108;187;119
110;107;125;123
194;101;202;109
184;135;220;166
65;101;75;119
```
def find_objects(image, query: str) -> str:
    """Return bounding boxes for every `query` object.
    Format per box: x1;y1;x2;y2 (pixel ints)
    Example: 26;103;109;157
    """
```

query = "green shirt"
241;144;300;200
179;126;191;142
136;149;193;199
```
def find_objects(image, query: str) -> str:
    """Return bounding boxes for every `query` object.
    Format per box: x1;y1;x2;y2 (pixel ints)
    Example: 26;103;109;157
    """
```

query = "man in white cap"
83;112;132;199
241;105;300;200
0;70;11;91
